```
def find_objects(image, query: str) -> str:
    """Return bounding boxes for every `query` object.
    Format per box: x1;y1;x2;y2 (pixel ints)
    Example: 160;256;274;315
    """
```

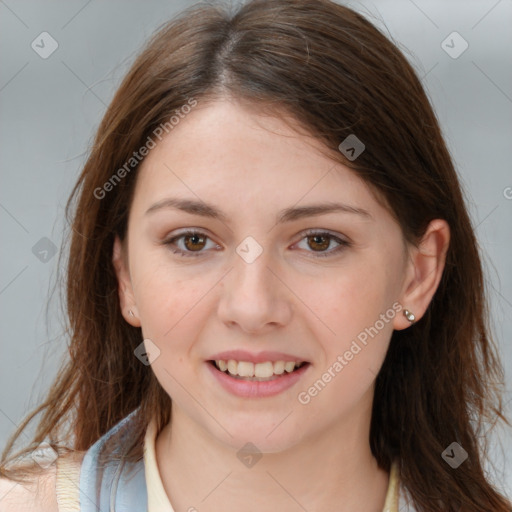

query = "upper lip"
208;350;308;364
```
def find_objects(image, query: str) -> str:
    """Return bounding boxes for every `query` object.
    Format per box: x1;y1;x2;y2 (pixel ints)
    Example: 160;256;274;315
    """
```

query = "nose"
217;249;293;335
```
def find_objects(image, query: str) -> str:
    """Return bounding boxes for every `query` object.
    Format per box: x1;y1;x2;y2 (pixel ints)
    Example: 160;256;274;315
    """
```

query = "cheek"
301;258;397;396
131;251;205;335
132;263;216;375
136;271;207;402
315;262;397;339
297;309;393;421
138;281;203;345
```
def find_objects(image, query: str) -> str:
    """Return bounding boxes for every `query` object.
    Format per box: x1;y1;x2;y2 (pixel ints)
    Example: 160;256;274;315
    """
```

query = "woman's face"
114;98;414;452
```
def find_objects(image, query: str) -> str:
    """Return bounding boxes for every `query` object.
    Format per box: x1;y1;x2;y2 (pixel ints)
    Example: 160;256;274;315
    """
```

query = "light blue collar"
78;408;148;512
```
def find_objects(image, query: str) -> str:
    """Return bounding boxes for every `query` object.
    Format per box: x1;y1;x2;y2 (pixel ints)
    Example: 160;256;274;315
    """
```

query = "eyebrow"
145;197;372;223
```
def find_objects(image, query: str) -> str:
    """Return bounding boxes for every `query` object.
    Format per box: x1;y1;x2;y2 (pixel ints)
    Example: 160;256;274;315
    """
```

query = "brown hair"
1;0;510;510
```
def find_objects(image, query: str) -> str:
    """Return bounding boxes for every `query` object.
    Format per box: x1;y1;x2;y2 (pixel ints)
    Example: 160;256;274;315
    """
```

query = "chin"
214;420;303;454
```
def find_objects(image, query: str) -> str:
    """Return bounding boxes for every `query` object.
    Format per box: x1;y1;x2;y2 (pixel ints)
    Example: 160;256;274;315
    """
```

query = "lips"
206;358;311;398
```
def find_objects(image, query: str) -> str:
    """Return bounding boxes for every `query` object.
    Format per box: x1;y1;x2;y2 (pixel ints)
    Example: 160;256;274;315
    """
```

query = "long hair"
1;1;510;510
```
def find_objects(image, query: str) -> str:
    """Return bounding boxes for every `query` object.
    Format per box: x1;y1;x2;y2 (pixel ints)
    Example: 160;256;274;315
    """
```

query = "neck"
154;392;390;512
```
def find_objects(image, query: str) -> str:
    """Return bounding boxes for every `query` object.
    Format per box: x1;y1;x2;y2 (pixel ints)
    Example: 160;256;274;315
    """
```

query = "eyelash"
162;229;351;259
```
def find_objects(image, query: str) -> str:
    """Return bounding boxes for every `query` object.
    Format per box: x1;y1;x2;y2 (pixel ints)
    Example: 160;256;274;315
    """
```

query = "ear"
112;235;141;327
393;219;450;330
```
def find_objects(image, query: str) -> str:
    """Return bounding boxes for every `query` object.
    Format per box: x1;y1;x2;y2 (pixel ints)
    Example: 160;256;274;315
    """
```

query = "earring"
403;309;416;323
128;309;135;317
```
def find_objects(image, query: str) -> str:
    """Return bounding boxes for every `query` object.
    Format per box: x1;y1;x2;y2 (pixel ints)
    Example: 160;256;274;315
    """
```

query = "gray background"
1;0;511;499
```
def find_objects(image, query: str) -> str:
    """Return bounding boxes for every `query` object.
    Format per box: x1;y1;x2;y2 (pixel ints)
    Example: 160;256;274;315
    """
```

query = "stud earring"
403;309;416;324
128;309;135;317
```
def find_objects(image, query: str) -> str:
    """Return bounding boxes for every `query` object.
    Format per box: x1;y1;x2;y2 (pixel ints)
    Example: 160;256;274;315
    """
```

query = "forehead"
142;99;335;173
133;99;374;203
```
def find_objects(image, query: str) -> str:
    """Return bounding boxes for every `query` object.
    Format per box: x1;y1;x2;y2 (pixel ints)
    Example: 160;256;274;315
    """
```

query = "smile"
206;360;311;397
212;359;306;379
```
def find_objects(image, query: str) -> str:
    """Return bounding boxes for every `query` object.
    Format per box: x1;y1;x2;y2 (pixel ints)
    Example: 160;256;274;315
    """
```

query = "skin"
113;97;450;512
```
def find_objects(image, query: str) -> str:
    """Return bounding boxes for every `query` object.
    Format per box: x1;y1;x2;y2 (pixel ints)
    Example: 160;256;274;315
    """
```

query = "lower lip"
205;361;311;398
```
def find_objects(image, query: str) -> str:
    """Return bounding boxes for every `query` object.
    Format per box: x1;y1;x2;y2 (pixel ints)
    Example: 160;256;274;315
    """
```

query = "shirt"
55;409;416;511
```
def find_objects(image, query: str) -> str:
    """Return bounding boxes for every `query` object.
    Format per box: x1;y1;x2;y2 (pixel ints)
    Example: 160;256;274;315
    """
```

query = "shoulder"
0;451;85;512
0;465;58;512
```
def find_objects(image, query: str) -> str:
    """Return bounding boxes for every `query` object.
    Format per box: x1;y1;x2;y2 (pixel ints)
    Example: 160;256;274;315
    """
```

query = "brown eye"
307;234;331;252
295;230;351;258
183;233;207;252
163;230;216;258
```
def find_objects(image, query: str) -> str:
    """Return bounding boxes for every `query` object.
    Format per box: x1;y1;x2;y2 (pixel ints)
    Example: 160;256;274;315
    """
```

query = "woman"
1;0;510;510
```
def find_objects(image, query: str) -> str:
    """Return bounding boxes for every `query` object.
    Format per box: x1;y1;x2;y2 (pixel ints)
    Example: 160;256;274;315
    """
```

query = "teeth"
284;361;296;373
214;359;304;378
238;361;255;377
273;361;285;374
227;360;237;375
